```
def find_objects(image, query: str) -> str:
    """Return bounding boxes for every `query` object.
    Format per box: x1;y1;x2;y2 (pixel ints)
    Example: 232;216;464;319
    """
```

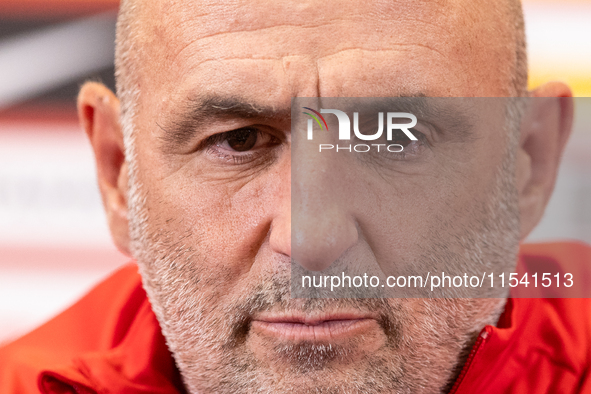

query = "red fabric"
452;242;591;393
0;264;186;394
0;242;590;393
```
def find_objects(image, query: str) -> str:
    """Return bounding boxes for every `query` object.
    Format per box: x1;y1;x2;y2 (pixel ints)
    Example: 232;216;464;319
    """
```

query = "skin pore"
78;0;574;392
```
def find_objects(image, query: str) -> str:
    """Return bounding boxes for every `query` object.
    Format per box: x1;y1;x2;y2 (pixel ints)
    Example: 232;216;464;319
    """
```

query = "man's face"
126;0;520;392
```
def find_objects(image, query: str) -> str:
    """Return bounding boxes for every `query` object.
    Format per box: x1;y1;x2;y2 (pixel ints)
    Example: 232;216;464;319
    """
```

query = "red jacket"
1;242;590;393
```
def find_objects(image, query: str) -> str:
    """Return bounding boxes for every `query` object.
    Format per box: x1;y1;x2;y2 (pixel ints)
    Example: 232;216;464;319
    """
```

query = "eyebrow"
159;95;291;149
159;94;477;150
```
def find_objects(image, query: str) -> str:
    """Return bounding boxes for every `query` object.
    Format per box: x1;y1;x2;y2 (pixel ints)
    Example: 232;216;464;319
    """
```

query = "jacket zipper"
448;329;489;394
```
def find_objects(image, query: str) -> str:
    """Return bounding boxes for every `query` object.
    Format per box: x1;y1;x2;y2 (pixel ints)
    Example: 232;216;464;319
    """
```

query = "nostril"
291;221;358;272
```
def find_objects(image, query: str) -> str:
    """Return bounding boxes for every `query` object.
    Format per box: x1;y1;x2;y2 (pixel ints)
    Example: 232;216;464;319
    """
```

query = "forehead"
133;0;514;111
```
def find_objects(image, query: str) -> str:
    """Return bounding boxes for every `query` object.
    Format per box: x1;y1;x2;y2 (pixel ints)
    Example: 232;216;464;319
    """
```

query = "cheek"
360;133;510;271
140;161;279;282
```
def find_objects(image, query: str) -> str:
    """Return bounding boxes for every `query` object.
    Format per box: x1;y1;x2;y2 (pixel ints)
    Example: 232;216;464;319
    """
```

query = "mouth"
251;312;378;341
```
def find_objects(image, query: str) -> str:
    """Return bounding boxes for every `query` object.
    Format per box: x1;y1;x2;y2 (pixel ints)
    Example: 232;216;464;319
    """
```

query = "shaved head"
115;0;528;119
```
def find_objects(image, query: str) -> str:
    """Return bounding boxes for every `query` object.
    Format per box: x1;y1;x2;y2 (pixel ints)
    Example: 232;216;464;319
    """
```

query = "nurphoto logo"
303;107;418;153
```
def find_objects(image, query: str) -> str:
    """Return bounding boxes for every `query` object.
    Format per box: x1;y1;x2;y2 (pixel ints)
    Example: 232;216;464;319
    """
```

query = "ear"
516;82;574;240
78;82;131;256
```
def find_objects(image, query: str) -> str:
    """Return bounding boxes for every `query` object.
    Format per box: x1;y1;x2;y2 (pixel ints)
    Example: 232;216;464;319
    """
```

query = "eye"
387;128;428;155
201;126;283;165
388;128;423;147
210;127;260;152
206;127;277;153
224;128;259;152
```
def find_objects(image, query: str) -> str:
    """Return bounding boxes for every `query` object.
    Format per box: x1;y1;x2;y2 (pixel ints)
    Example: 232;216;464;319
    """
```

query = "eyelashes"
350;128;429;161
198;125;429;167
201;128;282;165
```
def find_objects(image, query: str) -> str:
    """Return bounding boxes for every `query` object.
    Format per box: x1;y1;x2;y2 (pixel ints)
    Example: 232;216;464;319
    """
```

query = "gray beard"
125;128;520;394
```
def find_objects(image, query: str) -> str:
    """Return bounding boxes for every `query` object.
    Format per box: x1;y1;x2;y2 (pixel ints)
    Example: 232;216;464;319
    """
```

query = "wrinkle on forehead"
138;0;457;61
129;0;517;100
171;45;449;80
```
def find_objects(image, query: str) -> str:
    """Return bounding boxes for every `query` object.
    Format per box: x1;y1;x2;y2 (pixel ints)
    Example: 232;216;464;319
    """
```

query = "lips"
251;312;377;341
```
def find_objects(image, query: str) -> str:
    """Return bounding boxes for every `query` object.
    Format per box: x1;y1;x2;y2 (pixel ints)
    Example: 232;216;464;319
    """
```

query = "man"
1;0;589;393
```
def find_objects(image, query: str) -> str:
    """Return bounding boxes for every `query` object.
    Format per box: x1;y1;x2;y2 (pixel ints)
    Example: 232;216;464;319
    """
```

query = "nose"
289;139;359;271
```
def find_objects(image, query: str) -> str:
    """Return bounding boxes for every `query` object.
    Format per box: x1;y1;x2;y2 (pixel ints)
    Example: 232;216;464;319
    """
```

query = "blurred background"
0;0;590;344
